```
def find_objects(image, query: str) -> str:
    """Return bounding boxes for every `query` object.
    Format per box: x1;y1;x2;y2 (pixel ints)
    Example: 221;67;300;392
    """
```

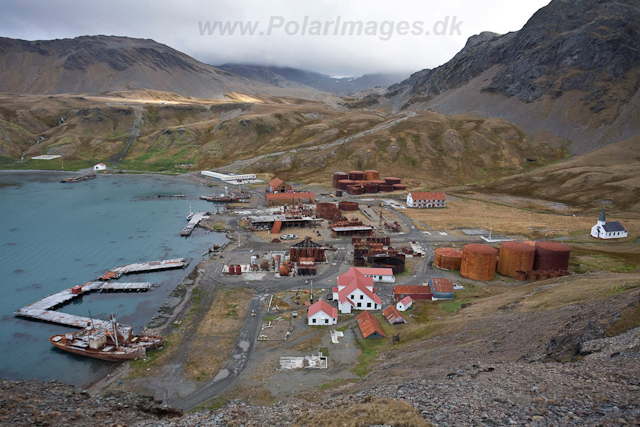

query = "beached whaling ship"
60;173;97;183
49;315;163;362
199;195;241;202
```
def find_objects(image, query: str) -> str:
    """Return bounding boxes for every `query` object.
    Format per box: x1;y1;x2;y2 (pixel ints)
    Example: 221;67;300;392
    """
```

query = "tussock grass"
295;397;432;427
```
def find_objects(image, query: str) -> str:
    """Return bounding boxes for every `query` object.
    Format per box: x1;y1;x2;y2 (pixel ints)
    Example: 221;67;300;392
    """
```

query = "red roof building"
382;305;407;324
268;177;287;193
393;284;433;301
308;300;338;326
406;191;446;208
356;311;386;339
333;268;382;314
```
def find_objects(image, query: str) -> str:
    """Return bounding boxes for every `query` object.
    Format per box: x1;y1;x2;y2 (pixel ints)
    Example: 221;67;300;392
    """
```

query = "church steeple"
598;209;606;224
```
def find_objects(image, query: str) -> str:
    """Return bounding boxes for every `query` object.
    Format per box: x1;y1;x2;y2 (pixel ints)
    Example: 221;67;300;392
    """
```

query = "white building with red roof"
307;300;338;326
406;191;446;208
93;163;107;171
396;296;413;311
332;268;382;314
352;267;395;283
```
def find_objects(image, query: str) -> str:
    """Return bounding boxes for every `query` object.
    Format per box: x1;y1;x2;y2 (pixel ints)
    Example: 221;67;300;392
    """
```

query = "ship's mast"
111;314;119;348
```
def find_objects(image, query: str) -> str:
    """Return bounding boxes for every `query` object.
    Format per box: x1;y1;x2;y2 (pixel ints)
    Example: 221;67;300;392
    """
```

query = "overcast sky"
0;0;551;77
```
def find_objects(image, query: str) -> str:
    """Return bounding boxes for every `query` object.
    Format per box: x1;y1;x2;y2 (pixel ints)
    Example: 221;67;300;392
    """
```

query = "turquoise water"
0;171;227;386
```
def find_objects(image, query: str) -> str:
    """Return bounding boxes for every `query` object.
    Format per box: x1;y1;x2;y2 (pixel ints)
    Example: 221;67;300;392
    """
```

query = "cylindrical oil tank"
497;242;536;278
460;244;498;280
385;177;402;185
333;172;348;188
337;179;355;190
364;170;380;181
348;170;364;181
354;257;366;267
235;265;242;275
378;184;394;192
228;265;235;275
526;270;538;281
371;180;386;185
537;270;549;280
515;270;527;282
279;264;290;276
339;201;359;211
393;184;406;191
364;183;378;193
548;270;560;278
534;241;571;271
346;185;364;195
371;254;405;274
433;248;463;270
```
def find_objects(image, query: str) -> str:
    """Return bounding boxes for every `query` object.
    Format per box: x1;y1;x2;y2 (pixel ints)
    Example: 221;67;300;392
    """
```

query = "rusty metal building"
289;237;327;263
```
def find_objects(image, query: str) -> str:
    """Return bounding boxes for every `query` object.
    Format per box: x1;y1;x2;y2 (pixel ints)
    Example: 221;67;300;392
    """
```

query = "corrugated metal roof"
429;278;454;293
356;311;386;338
400;296;412;306
382;305;407;324
355;267;394;276
269;177;284;188
394;285;432;295
603;221;626;232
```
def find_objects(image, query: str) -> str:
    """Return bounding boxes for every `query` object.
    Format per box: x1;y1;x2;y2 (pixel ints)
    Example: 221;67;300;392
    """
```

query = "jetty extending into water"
181;212;209;236
60;173;97;183
14;258;190;329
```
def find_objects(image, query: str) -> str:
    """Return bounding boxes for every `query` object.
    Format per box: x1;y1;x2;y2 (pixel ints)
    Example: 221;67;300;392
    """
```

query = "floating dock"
181;212;209;236
158;194;186;198
60;173;97;183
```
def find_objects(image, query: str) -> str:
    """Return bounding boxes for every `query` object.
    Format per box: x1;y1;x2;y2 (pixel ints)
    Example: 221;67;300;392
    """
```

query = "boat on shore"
199;195;241;202
60;173;97;183
49;315;163;362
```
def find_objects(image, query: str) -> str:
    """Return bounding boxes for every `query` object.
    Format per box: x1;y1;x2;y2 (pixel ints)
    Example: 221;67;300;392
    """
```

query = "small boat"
49;315;163;362
187;201;194;221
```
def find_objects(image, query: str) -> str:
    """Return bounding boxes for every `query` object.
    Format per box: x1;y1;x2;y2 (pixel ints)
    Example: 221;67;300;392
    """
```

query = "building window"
379;276;382;280
312;318;316;323
367;303;371;308
360;295;364;300
351;295;354;299
357;303;361;308
325;319;329;324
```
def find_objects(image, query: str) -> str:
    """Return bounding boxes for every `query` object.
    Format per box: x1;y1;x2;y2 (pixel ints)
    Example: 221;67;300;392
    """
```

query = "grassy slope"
0;93;568;188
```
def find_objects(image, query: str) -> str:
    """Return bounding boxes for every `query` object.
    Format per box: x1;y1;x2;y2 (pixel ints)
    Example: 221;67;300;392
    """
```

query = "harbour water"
0;171;227;386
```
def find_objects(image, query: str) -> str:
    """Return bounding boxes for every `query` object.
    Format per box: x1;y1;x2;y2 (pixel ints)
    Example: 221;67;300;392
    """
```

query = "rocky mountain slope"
0;36;330;101
217;64;408;95
375;0;640;153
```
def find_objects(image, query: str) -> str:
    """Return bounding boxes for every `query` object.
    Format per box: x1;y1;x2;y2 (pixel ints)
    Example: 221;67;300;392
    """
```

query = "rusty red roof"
430;278;454;293
356;311;386;338
409;191;446;201
400;296;412;306
382;305;407;324
337;269;381;305
394;285;432;296
269;177;284;188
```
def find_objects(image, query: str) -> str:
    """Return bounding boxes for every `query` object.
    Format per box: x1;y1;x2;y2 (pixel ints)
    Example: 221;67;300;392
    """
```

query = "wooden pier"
109;258;191;276
14;258;188;329
181;212;209;236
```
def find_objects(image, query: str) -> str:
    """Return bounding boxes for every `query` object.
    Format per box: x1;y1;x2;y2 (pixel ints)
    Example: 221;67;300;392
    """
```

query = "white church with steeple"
591;209;627;239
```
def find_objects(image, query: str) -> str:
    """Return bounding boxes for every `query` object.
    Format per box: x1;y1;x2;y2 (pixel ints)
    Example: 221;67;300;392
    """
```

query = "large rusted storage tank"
364;183;379;193
348;170;364;181
393;184;406;191
346;185;364;195
339;201;359;211
337;179;355;190
460;244;498;280
497;241;536;278
433;248;463;270
279;264;290;276
364;170;380;181
378;184;394;192
371;254;405;274
385;177;402;185
534;241;571;271
332;172;348;188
